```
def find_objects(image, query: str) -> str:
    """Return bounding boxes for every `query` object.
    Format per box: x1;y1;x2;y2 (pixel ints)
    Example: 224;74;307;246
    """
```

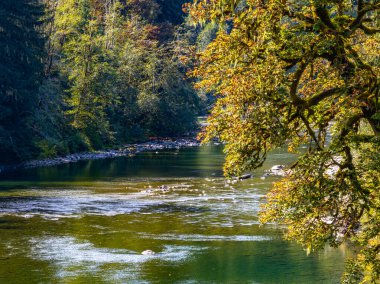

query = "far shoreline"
0;137;203;174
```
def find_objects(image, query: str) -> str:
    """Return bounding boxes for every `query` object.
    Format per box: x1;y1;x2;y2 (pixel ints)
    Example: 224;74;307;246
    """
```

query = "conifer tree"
0;0;45;162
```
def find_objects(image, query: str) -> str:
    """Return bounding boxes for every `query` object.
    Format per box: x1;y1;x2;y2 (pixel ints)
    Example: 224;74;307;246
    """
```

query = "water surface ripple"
0;146;349;283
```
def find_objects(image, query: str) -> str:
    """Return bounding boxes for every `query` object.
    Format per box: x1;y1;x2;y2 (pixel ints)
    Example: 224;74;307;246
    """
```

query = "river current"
0;145;349;283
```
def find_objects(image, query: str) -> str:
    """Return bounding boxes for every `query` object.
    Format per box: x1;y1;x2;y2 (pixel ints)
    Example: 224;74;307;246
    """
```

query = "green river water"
0;145;350;283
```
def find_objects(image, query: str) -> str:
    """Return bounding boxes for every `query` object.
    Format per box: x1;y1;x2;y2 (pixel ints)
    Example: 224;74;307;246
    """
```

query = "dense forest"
0;0;207;164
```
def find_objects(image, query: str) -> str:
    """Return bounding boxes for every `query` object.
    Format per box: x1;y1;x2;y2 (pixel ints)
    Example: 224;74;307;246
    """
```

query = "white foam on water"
137;233;272;242
0;190;164;220
0;178;266;223
30;236;206;263
29;236;205;280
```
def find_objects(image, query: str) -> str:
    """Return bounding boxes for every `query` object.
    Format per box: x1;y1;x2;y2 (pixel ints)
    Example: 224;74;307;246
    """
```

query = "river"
0;145;349;283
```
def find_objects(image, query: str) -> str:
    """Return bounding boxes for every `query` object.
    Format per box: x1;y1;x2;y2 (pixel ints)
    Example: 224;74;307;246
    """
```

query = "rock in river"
141;250;155;255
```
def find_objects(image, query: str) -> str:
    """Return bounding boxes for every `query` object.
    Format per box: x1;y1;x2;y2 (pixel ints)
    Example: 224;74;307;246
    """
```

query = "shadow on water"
0;146;226;182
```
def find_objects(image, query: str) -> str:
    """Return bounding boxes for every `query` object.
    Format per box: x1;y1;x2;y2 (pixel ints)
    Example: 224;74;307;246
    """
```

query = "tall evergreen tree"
0;0;45;162
54;0;117;149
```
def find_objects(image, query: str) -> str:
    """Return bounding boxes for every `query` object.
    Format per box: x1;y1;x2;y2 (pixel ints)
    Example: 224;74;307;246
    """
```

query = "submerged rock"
238;174;253;180
227;174;253;183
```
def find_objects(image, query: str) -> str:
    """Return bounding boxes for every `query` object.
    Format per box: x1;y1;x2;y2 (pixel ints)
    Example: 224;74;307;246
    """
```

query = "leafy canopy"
187;0;380;282
52;0;199;149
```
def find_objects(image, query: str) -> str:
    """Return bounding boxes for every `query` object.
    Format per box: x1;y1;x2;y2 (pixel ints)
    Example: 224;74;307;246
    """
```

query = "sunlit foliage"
188;0;380;281
51;0;199;149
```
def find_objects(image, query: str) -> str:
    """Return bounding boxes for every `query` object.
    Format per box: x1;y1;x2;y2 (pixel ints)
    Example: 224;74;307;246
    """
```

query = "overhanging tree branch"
314;6;336;30
350;2;380;31
306;87;346;108
359;24;380;35
290;61;307;106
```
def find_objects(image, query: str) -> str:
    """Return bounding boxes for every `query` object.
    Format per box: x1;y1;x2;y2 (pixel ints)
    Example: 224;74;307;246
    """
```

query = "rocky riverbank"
0;138;201;173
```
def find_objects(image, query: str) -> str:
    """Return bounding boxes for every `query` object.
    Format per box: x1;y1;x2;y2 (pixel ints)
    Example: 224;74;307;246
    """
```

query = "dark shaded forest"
0;0;211;164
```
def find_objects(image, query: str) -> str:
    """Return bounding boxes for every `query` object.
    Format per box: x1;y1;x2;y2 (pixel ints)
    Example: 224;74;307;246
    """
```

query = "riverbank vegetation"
0;0;205;164
188;0;380;282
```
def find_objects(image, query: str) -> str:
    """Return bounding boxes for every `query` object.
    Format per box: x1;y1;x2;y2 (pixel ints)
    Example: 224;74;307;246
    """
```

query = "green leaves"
52;0;200;147
190;0;380;281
